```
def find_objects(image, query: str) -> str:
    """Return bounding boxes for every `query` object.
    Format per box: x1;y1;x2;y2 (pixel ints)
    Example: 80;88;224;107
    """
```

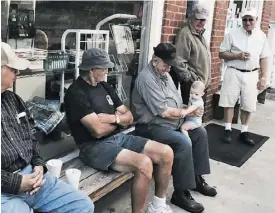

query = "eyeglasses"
10;68;20;75
242;18;254;22
195;18;206;22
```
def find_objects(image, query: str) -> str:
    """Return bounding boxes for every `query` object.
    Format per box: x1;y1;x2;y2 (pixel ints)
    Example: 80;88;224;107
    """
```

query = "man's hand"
257;78;267;91
30;166;45;195
98;113;116;124
19;166;45;194
236;52;251;61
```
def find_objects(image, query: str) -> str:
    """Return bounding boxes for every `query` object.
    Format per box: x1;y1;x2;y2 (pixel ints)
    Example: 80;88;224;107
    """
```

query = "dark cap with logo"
153;43;179;66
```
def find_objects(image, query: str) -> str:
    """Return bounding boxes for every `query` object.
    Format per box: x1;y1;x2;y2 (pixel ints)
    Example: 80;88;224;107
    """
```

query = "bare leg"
111;149;153;213
240;110;251;125
143;140;173;198
224;107;234;123
180;121;199;137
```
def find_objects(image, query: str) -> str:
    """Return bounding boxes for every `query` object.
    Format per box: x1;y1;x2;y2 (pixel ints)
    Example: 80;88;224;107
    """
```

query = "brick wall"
261;0;273;34
203;0;229;121
161;0;187;43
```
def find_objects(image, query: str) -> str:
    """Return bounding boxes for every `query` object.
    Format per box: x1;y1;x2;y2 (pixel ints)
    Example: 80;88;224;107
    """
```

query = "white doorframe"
268;22;275;88
198;0;215;45
138;0;164;72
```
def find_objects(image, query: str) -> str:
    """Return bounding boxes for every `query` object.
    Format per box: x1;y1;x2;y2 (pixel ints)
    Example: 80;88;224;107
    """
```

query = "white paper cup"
66;168;81;189
46;159;63;178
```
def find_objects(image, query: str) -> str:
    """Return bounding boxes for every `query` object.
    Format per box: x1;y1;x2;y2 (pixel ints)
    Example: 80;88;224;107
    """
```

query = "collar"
76;76;99;91
149;61;168;82
241;27;257;35
188;21;206;36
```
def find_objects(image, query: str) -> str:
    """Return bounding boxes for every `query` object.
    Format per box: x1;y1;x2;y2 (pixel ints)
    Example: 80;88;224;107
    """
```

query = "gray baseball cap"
78;48;114;70
192;4;209;19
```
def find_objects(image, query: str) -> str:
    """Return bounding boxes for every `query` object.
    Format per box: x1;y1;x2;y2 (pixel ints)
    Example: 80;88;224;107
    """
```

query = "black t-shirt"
64;77;123;145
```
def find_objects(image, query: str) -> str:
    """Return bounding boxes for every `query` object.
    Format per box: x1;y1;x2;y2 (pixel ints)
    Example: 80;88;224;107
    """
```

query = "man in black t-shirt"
64;48;174;213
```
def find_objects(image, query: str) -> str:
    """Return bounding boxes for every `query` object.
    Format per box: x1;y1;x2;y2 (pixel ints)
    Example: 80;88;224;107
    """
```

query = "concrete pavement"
95;99;275;213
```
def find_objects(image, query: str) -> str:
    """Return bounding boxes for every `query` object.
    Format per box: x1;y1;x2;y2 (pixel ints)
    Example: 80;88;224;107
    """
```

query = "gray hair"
79;69;90;77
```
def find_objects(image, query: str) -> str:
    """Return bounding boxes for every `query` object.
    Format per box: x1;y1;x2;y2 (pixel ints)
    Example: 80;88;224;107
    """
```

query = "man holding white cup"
1;42;94;213
219;8;271;145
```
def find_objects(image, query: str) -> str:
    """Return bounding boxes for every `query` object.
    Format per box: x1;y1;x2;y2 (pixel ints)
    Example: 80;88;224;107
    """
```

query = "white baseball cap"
1;42;30;70
241;8;257;18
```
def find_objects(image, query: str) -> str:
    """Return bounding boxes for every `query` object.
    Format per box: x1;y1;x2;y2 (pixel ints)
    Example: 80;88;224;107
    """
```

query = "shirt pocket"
19;117;33;141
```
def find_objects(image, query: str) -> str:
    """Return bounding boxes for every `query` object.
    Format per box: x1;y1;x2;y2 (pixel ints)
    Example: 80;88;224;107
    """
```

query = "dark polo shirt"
64;77;122;146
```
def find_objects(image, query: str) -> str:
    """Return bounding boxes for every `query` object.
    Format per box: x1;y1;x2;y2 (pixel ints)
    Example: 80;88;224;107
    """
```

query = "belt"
230;66;259;72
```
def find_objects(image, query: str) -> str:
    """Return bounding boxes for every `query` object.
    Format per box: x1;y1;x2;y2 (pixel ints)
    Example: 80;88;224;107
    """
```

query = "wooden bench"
51;126;135;201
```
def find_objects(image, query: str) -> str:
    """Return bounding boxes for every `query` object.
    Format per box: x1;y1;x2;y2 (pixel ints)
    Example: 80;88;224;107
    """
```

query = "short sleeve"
101;82;123;109
191;98;204;107
260;36;271;59
135;76;168;116
64;88;94;122
220;32;232;52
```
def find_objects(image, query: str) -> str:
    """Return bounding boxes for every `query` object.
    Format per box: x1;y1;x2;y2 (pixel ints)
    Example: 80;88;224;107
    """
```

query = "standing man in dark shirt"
1;42;94;213
64;48;174;213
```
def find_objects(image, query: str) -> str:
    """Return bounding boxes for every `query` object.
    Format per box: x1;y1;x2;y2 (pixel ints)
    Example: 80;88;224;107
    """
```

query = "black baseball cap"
153;43;179;66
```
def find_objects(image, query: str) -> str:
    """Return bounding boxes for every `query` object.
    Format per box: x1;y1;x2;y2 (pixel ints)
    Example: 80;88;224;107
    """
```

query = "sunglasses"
242;18;254;22
195;18;206;22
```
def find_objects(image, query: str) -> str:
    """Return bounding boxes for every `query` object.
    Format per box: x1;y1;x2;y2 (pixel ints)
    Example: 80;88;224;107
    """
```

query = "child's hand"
194;107;204;117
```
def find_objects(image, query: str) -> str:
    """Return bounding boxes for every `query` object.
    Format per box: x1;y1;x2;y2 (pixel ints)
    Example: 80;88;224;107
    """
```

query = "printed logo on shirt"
106;95;114;105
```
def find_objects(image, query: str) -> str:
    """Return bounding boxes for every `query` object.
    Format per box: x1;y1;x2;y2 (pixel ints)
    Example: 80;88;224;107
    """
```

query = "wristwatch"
115;114;120;124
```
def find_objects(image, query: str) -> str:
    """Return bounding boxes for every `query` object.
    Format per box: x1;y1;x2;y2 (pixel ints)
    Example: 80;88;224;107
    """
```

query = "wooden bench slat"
59;158;84;178
89;173;133;202
79;170;133;201
60;165;99;182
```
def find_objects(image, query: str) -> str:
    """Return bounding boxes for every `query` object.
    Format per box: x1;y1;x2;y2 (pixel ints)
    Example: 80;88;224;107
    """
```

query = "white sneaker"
146;202;173;213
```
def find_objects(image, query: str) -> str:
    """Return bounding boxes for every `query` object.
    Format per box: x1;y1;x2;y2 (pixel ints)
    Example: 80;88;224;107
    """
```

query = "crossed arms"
81;105;133;139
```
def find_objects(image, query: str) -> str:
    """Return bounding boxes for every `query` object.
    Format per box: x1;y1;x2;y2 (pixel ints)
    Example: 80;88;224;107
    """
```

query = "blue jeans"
1;165;94;213
135;124;210;191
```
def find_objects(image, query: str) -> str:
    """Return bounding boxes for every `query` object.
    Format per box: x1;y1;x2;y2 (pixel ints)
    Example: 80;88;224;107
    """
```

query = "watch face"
116;115;120;124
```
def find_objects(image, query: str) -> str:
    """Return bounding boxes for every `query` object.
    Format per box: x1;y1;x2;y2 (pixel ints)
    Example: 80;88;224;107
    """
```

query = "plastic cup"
66;168;82;190
46;159;63;178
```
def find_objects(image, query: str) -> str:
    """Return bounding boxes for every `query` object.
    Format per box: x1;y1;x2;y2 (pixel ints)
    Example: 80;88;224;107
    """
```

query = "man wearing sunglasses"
171;3;211;105
219;8;271;145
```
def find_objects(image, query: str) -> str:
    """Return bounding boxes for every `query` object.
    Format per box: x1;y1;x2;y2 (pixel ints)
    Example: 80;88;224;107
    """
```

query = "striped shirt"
1;90;44;194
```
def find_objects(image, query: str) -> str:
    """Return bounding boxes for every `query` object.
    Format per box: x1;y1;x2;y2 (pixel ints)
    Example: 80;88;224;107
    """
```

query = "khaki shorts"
219;67;259;112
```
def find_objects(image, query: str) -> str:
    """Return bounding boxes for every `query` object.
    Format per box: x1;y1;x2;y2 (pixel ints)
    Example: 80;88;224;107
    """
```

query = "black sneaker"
171;190;204;213
194;175;217;197
223;130;232;143
239;132;255;146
